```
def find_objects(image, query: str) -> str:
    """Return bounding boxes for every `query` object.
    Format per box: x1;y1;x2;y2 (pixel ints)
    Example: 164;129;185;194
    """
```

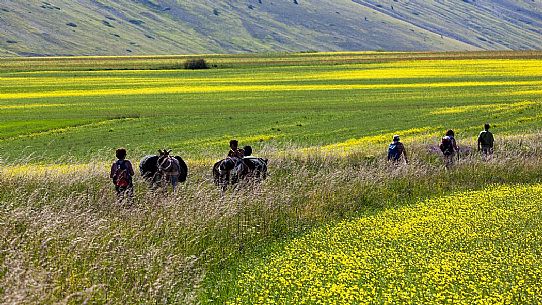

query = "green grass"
1;51;542;163
1;51;542;304
229;184;542;304
2;143;542;304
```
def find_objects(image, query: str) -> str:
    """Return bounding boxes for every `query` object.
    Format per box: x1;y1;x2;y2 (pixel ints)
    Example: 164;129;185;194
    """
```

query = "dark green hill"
0;0;540;56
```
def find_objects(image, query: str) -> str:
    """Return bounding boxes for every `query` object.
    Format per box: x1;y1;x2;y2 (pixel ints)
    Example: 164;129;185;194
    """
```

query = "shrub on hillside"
184;58;209;70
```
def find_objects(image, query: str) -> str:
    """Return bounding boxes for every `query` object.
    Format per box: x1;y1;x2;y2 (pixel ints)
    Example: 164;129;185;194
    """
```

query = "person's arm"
477;134;481;151
490;133;495;148
172;158;180;172
402;144;408;163
110;163;116;179
127;161;135;176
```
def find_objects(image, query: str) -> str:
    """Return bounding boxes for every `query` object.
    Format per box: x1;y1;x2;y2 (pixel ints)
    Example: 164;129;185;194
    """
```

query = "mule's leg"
170;175;179;192
220;172;230;191
151;173;161;190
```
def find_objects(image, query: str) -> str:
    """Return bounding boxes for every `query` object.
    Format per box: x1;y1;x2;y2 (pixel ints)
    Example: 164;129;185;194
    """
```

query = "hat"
393;135;400;142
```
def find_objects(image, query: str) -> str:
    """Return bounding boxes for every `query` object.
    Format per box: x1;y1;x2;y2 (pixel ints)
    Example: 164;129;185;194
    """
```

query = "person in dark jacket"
478;123;494;159
110;148;135;202
227;139;245;159
440;129;459;168
387;135;408;164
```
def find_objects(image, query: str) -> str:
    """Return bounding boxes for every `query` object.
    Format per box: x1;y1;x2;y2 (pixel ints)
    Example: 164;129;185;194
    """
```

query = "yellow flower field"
2;80;541;100
2;58;542;100
230;184;542;304
0;163;102;177
429;101;536;115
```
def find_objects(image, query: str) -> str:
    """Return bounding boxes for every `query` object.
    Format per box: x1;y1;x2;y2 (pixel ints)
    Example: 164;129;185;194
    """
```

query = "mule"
140;149;188;190
212;156;268;190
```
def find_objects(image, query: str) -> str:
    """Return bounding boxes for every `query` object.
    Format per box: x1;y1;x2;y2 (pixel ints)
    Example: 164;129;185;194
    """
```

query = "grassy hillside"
0;0;541;56
353;0;542;49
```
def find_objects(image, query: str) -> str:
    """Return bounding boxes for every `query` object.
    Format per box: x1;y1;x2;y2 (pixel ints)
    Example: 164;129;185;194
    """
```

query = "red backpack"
113;160;130;188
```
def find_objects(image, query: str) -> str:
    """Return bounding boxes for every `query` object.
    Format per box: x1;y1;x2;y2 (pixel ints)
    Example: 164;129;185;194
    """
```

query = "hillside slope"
0;0;541;56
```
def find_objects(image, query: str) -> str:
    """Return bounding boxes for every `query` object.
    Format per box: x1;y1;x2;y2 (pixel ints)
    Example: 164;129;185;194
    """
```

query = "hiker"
242;145;262;171
213;144;269;189
478;123;494;158
243;145;253;157
440;129;459;167
387;135;408;164
227;139;245;159
110;148;135;202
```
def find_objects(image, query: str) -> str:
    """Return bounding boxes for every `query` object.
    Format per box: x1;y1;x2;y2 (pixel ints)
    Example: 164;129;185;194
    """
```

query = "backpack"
440;136;454;155
479;131;492;146
388;143;401;161
113;160;130;188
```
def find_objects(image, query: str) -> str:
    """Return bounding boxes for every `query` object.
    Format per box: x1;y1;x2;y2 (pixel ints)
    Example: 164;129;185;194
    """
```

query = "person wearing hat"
387;135;408;164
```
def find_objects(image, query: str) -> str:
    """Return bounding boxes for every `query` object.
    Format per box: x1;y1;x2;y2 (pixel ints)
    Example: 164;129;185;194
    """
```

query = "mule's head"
158;149;172;162
157;149;176;173
158;149;172;157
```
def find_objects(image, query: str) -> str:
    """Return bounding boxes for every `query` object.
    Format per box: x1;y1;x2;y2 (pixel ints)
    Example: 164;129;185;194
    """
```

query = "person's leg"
444;154;454;169
482;146;493;161
126;183;134;205
488;147;494;160
170;175;178;191
116;186;127;203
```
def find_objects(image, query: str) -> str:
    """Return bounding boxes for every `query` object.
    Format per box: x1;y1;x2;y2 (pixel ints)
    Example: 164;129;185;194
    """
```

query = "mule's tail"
212;161;221;186
175;156;189;182
139;155;159;179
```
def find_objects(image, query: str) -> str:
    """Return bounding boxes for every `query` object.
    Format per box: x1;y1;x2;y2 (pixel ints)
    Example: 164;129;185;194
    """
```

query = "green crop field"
1;51;542;163
1;51;542;304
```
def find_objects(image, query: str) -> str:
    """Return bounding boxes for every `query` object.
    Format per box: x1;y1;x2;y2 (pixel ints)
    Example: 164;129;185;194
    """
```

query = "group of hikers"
227;139;253;159
387;123;495;166
110;123;495;200
109;139;260;200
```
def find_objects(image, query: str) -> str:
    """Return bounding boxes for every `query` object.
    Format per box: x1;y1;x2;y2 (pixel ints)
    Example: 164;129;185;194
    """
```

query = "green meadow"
1;51;541;162
1;52;542;304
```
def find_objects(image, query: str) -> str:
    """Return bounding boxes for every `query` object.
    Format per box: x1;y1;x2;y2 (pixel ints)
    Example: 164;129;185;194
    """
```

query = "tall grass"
1;136;542;304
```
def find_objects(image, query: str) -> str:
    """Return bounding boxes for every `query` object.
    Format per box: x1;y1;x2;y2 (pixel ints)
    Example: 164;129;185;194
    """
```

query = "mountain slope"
352;0;542;50
0;0;540;56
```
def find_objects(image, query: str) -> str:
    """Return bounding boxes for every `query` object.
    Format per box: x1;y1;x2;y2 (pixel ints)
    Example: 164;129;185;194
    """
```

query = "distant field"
1;51;541;163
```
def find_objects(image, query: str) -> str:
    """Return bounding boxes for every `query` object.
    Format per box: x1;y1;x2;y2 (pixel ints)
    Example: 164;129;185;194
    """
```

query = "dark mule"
140;150;188;190
212;157;268;190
